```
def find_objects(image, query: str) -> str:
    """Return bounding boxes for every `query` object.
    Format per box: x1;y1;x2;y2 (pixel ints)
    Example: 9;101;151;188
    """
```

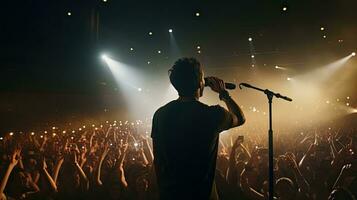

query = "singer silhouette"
151;58;246;200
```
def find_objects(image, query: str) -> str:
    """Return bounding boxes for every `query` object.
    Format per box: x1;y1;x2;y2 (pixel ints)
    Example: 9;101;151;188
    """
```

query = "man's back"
151;100;232;199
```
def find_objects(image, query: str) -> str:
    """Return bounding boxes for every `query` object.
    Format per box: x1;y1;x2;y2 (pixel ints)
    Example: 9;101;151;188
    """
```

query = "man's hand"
205;76;226;94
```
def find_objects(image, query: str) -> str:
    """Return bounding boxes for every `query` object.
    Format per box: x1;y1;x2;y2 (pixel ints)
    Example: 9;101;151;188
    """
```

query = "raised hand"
205;76;226;94
9;148;21;167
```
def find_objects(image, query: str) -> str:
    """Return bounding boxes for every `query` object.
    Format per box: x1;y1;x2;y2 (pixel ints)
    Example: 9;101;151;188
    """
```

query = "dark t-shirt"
151;100;233;200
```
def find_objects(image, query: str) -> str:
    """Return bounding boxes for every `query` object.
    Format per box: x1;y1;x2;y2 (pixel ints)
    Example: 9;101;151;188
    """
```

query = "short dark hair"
169;58;203;96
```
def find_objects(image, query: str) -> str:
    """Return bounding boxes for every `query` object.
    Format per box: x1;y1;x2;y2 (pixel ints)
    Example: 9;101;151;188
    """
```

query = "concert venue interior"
1;1;356;200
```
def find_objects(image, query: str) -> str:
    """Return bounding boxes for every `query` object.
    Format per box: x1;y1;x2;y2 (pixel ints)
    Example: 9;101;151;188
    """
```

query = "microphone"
204;78;236;90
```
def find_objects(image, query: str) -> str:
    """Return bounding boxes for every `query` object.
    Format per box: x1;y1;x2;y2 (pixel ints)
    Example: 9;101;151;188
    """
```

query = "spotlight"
101;54;108;60
138;88;142;92
195;12;200;17
320;27;325;31
275;65;279;69
148;31;153;35
352;52;356;56
251;55;255;58
346;103;350;106
168;29;173;33
282;6;288;11
197;45;201;49
103;0;107;2
287;77;291;81
157;50;161;54
31;132;35;136
130;47;134;51
197;50;201;54
248;37;253;42
9;132;14;136
147;61;151;64
323;35;327;39
67;12;72;16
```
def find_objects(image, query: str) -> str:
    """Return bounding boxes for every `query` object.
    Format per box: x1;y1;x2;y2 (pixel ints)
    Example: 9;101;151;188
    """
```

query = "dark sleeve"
151;110;159;139
209;105;233;133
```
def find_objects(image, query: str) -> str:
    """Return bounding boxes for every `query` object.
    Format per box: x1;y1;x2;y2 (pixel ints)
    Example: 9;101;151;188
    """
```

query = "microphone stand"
239;83;292;200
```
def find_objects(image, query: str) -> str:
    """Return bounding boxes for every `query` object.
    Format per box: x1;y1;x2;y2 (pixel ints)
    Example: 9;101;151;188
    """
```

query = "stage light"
287;77;291;81
9;132;14;136
251;64;255;67
138;88;142;92
347;96;350;99
326;100;330;104
197;45;201;49
248;37;253;41
147;61;151;64
148;31;153;35
67;12;72;16
40;135;43;138
251;55;255;58
53;133;56;137
275;65;279;69
101;54;108;60
197;50;201;54
320;27;325;31
168;29;173;33
130;47;134;51
31;132;35;136
323;35;327;39
352;52;356;56
157;50;161;54
195;12;200;17
44;131;47;134
62;130;66;133
282;6;287;11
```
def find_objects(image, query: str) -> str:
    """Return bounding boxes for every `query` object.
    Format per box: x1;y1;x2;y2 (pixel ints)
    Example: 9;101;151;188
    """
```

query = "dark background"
1;0;356;133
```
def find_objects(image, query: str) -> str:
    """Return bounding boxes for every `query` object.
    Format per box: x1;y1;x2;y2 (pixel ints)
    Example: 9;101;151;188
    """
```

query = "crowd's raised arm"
0;122;355;200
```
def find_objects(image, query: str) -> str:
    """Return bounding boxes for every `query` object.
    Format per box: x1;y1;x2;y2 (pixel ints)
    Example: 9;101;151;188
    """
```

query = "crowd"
0;120;355;200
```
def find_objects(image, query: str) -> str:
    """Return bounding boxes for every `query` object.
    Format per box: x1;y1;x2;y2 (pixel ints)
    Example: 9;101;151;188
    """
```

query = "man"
151;58;245;200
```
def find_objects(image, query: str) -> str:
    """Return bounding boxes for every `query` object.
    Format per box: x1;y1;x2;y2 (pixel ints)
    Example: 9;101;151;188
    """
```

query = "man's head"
169;58;204;98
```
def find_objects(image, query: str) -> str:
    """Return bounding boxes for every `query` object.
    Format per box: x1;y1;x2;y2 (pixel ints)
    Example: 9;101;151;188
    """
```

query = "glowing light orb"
352;52;356;56
248;37;253;41
67;12;72;16
168;29;173;33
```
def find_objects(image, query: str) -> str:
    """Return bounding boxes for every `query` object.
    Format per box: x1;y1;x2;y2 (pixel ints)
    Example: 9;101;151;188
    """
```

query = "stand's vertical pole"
268;94;274;200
